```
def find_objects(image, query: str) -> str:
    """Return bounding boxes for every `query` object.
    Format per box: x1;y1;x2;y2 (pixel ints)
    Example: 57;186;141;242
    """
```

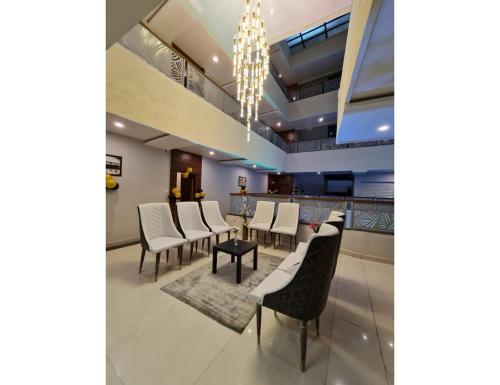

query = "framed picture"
238;176;247;187
106;154;122;176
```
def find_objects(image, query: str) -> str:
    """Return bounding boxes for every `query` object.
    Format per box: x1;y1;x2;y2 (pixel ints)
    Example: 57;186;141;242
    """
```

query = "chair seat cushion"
295;242;307;256
270;226;297;235
277;252;304;275
210;225;235;234
148;237;187;253
248;269;294;305
184;230;213;242
248;222;271;231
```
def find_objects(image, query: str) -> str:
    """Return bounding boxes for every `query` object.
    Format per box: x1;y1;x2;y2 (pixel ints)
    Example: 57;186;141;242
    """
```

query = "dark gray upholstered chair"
248;224;341;371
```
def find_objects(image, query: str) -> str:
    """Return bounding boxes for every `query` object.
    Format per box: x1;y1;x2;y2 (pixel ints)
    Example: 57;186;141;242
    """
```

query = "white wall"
354;172;394;197
201;157;267;215
284;144;394;173
106;132;171;246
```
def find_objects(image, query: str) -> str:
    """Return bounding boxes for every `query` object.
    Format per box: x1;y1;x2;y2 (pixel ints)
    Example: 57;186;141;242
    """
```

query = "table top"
213;239;257;255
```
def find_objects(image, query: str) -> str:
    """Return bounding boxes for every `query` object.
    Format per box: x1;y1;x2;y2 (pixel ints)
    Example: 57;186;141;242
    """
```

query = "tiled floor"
107;238;394;385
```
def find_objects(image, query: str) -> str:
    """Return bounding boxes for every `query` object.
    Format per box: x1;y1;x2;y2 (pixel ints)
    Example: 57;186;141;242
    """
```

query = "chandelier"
233;0;269;142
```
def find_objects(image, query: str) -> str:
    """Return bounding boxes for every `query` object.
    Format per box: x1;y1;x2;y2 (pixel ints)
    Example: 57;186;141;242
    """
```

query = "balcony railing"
288;138;394;153
119;24;290;152
229;193;394;234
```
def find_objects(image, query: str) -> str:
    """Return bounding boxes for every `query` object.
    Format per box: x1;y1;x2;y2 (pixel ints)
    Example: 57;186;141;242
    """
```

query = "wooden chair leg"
154;252;161;282
300;320;308;372
189;242;194;264
264;232;267;247
216;234;220;244
315;318;320;337
207;237;211;257
273;233;276;249
196;240;199;254
139;247;146;273
227;231;230;241
289;235;292;252
178;246;183;269
166;249;169;263
256;304;262;344
256;230;259;245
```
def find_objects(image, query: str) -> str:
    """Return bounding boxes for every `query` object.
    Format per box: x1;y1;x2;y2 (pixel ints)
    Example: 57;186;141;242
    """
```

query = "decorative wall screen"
119;25;185;84
352;201;394;232
186;63;206;97
292;198;346;223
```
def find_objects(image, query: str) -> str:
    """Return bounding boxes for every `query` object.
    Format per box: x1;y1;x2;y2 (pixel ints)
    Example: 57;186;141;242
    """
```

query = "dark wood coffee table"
212;239;258;284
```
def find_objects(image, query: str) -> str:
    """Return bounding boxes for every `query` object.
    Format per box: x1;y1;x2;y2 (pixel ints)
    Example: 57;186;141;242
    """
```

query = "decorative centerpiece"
171;187;181;201
309;223;321;233
240;201;252;240
182;167;193;179
233;227;239;246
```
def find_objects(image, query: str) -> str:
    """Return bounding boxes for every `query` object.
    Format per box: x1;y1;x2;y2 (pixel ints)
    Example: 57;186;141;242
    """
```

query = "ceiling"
337;0;394;143
350;0;394;100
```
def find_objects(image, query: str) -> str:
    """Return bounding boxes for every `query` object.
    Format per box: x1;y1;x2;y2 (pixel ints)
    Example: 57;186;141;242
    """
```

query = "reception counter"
228;193;394;234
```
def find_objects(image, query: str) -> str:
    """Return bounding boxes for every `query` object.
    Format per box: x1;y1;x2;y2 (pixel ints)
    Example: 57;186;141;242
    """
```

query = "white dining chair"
248;201;275;247
271;202;300;251
201;201;235;244
327;210;346;221
137;203;188;281
176;201;214;263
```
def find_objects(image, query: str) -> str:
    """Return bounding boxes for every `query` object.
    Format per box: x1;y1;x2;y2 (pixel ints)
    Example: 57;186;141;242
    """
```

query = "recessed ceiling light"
209;151;215;155
270;8;274;15
278;73;282;78
253;164;257;168
317;171;321;175
378;124;390;132
212;55;219;63
318;117;324;123
277;172;281;175
114;121;125;128
277;122;281;127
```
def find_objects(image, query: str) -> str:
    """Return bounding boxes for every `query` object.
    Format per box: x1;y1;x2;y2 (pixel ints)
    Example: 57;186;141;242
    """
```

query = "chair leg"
273;233;276;249
300;320;308;372
256;230;259;245
154;252;161;282
207;237;211;257
278;233;281;246
315;318;320;337
202;239;205;252
178;246;183;269
190;242;194;264
216;234;220;245
289;235;292;252
264;232;267;247
196;240;199;254
256;304;262;344
166;249;169;263
227;231;230;241
139;247;146;273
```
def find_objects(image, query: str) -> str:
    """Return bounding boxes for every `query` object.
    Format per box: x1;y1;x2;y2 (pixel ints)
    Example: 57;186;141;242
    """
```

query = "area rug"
161;252;282;333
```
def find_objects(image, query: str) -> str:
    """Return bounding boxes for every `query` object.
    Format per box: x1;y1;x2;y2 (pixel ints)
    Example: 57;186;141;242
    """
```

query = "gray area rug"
161;252;282;333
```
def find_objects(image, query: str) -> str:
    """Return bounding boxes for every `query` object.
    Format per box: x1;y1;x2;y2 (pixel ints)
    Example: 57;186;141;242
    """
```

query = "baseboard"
106;237;140;251
340;248;394;265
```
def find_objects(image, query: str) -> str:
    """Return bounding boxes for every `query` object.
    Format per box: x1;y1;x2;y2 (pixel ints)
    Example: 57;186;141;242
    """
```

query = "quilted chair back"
262;224;340;322
176;202;210;234
201;201;226;227
250;201;275;225
138;203;181;251
273;203;300;229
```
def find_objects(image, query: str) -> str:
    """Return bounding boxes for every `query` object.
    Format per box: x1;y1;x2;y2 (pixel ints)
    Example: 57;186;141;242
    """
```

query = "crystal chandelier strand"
233;0;269;142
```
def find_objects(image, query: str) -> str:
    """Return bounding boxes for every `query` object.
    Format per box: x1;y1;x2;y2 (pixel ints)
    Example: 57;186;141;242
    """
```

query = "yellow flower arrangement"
200;191;206;198
175;192;181;199
194;192;201;199
182;172;189;179
186;167;193;174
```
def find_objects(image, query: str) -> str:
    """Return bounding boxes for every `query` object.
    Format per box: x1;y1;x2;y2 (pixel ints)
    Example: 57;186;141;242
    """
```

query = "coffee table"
212;239;258;284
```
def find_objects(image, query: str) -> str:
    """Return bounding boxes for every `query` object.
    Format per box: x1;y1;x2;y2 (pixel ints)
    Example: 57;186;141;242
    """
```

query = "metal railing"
288;138;394;153
229;193;394;234
119;24;290;152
